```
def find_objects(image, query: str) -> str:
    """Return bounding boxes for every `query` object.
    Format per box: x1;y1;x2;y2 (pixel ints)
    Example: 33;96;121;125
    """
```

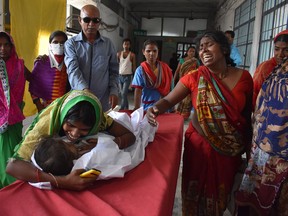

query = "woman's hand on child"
146;106;159;126
58;169;98;191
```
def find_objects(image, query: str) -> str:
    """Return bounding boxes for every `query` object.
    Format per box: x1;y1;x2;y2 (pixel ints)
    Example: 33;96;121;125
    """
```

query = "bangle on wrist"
49;173;59;188
35;168;41;182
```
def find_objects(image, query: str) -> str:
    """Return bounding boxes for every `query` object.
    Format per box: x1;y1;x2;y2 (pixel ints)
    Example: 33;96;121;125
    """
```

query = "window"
163;18;184;37
176;42;195;59
234;0;256;70
258;0;288;64
142;18;162;36
141;17;207;37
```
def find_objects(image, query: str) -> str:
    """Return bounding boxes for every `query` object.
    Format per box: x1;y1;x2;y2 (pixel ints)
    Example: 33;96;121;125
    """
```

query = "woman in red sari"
146;31;253;215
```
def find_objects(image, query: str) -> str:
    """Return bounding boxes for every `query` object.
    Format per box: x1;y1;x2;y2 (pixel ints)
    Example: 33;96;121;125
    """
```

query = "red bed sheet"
0;113;184;216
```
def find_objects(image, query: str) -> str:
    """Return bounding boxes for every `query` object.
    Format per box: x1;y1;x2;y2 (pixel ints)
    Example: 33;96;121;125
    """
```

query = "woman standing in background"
174;46;200;120
131;39;173;111
0;31;26;188
29;30;70;112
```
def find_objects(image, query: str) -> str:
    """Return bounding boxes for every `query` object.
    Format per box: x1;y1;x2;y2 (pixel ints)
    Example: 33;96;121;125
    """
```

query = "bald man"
64;4;119;111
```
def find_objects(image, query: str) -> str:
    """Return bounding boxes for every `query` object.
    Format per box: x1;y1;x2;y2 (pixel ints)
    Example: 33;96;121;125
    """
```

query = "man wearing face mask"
29;30;70;112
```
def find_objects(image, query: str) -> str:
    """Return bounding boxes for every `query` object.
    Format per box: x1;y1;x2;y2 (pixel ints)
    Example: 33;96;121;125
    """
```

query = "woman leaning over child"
6;90;135;190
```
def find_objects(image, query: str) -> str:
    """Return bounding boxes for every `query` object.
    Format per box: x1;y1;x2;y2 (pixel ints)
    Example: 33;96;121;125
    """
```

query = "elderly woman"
146;31;253;215
0;31;27;188
6;90;135;190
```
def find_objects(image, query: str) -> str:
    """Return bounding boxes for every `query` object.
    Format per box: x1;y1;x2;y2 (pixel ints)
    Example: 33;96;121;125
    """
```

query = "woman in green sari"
6;90;135;190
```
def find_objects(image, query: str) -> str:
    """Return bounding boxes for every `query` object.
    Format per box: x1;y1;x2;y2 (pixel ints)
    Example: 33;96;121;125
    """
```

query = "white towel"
72;107;158;180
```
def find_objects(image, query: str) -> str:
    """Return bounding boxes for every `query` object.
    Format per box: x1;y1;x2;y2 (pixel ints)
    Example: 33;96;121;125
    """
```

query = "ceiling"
126;0;223;20
68;0;225;20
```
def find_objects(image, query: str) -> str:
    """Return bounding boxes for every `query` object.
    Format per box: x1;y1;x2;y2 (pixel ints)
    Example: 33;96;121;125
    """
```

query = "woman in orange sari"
146;31;253;215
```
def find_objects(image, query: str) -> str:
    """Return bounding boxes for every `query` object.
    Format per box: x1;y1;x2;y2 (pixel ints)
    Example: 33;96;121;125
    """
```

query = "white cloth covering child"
30;107;157;189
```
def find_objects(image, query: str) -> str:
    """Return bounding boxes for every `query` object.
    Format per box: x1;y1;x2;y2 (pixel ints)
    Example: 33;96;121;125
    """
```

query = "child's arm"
107;121;136;149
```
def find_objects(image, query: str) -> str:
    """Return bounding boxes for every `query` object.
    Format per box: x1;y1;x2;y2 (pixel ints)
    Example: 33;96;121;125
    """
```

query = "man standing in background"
225;30;242;66
64;4;119;111
117;38;136;110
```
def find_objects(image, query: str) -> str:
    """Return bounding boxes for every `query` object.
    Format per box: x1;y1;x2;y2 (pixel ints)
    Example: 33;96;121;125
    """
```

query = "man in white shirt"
117;38;136;110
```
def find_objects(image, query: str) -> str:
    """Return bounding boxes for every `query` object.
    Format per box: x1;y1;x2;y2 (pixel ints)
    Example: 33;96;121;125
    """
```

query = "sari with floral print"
181;66;253;216
236;58;288;216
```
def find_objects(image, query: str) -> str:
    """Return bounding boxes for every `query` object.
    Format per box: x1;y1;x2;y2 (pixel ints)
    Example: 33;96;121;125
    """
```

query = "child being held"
32;136;79;176
30;108;157;189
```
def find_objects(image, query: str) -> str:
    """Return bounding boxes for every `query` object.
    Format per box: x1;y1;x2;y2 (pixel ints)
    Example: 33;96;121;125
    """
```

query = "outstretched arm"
64;39;88;91
6;159;97;191
146;81;189;126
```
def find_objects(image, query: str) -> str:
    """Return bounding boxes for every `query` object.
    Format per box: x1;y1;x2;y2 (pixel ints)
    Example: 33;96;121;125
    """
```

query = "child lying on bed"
32;136;80;176
30;108;157;189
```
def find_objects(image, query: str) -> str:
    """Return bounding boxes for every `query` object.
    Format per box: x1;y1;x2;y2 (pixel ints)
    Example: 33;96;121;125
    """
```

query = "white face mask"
49;43;64;55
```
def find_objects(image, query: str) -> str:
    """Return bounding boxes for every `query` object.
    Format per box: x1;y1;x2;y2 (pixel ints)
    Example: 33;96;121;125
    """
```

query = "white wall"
215;0;244;31
67;0;133;53
142;17;207;37
0;0;3;32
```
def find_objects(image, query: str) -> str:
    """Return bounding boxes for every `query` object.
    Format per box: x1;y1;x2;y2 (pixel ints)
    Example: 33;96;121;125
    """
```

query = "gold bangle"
49;173;59;188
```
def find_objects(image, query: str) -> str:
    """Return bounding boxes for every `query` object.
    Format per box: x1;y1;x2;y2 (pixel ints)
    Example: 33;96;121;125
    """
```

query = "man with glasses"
64;4;119;112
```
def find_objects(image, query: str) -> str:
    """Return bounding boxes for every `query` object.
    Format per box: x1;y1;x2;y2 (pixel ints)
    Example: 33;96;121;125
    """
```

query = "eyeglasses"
82;17;102;24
